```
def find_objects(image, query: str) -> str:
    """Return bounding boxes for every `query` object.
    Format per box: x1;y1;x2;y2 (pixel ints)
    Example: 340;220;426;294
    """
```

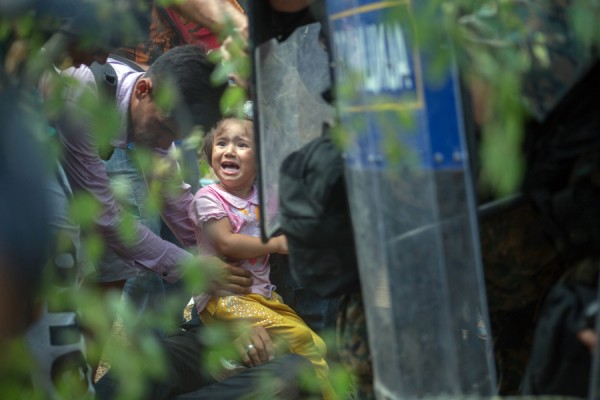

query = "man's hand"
210;260;253;297
233;326;274;367
183;256;252;296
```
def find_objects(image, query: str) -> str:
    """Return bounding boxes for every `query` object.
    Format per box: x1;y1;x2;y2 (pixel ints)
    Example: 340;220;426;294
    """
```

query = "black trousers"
95;328;315;400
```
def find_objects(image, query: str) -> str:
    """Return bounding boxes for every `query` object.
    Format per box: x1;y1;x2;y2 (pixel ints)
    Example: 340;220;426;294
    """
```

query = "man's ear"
135;77;153;97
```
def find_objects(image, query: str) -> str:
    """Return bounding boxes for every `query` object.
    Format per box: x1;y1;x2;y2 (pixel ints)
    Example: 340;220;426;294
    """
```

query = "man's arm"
150;146;198;248
52;66;190;282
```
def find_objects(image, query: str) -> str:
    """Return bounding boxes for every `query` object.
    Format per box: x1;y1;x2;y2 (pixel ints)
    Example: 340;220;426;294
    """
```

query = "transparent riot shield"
253;22;335;239
325;1;497;397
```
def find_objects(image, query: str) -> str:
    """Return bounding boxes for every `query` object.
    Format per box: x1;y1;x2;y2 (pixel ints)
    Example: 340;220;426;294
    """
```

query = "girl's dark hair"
146;44;228;135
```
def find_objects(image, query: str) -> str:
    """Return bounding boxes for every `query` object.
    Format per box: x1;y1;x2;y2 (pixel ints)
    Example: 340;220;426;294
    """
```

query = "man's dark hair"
146;44;228;135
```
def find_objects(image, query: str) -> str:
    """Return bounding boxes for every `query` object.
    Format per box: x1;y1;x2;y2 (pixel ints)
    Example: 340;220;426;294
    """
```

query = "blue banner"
326;0;467;171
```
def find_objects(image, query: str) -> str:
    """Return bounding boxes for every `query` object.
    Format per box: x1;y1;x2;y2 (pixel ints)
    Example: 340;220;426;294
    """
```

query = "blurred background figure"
0;87;53;392
1;1;144;397
0;88;51;340
115;0;247;66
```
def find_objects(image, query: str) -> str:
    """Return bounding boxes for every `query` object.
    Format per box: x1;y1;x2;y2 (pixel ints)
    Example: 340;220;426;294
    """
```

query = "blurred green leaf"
83;233;105;265
0;19;11;41
570;0;599;48
118;212;138;244
69;192;102;228
219;85;247;117
180;256;214;295
211;60;237;86
154;82;180;117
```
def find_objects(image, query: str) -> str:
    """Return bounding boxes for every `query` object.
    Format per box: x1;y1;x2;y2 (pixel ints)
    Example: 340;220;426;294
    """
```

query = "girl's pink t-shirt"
190;184;275;312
